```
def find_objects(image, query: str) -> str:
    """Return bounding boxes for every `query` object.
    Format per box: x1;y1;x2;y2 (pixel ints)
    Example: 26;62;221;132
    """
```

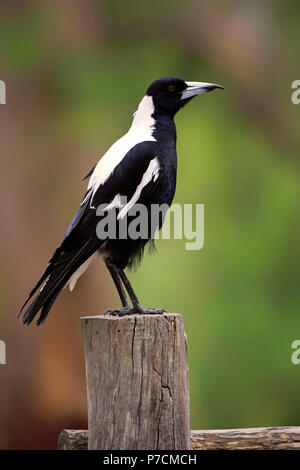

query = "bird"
20;77;223;325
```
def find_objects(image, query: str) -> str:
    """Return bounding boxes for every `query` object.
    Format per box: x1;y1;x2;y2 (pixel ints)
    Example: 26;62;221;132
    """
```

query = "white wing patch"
118;157;160;219
87;95;156;208
105;194;123;211
68;253;97;292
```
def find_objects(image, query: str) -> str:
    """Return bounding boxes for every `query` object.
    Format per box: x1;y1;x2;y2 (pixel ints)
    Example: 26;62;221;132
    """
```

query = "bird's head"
146;76;224;116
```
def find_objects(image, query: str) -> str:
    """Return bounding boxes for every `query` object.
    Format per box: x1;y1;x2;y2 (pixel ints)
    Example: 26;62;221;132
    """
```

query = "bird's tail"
19;237;99;325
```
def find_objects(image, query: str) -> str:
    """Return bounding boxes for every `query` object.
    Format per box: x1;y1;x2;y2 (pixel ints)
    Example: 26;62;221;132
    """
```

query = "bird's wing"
63;140;160;244
90;140;161;212
20;140;161;325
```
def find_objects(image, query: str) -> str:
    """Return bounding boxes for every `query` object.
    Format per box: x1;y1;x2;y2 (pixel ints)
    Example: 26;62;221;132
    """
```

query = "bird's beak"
181;81;224;100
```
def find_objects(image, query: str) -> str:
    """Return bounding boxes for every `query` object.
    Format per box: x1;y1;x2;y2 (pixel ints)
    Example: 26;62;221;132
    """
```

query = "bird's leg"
116;267;166;316
116;268;140;309
105;263;131;316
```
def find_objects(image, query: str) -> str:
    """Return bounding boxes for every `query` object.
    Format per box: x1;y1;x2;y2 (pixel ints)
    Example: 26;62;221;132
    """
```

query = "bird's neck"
130;95;176;144
130;95;156;135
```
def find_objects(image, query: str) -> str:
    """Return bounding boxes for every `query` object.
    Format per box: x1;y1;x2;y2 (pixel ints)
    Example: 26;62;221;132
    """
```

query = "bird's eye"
168;85;176;92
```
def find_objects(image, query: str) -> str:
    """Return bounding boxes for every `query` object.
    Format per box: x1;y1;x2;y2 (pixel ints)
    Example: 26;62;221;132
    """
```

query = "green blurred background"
0;0;300;449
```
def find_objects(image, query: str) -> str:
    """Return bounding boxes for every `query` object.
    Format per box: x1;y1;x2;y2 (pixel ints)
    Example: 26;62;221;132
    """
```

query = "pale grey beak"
181;81;224;99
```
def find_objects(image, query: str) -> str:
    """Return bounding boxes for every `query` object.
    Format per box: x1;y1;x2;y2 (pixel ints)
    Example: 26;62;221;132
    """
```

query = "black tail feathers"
19;238;99;325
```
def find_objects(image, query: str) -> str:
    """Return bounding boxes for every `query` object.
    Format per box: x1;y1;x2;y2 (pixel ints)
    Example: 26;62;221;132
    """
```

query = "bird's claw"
104;307;131;317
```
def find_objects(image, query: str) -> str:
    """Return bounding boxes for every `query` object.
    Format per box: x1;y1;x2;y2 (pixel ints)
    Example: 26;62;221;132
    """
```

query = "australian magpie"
20;77;223;325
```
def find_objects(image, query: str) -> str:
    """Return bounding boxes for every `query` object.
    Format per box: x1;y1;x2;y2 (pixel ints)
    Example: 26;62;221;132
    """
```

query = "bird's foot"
104;306;133;317
104;306;167;317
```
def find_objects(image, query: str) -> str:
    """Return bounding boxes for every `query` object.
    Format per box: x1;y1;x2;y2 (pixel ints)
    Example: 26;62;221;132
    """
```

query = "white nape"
131;95;156;131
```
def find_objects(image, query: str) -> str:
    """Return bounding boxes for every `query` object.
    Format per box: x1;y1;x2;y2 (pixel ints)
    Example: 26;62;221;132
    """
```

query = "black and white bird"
20;77;223;325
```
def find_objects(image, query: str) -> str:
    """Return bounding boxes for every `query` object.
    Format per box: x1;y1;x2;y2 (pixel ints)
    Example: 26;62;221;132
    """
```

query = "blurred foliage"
0;0;300;448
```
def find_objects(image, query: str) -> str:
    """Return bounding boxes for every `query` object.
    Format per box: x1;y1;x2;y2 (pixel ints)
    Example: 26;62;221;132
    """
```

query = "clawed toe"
105;307;133;317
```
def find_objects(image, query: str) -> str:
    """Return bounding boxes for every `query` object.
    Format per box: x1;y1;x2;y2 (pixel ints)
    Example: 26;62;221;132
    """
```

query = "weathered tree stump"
81;313;190;450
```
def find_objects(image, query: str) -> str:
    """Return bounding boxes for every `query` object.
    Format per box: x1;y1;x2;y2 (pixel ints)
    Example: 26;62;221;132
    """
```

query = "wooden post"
58;426;300;450
81;313;190;450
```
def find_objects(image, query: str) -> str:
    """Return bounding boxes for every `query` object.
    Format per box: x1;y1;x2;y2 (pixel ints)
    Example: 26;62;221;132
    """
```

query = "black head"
146;76;223;116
